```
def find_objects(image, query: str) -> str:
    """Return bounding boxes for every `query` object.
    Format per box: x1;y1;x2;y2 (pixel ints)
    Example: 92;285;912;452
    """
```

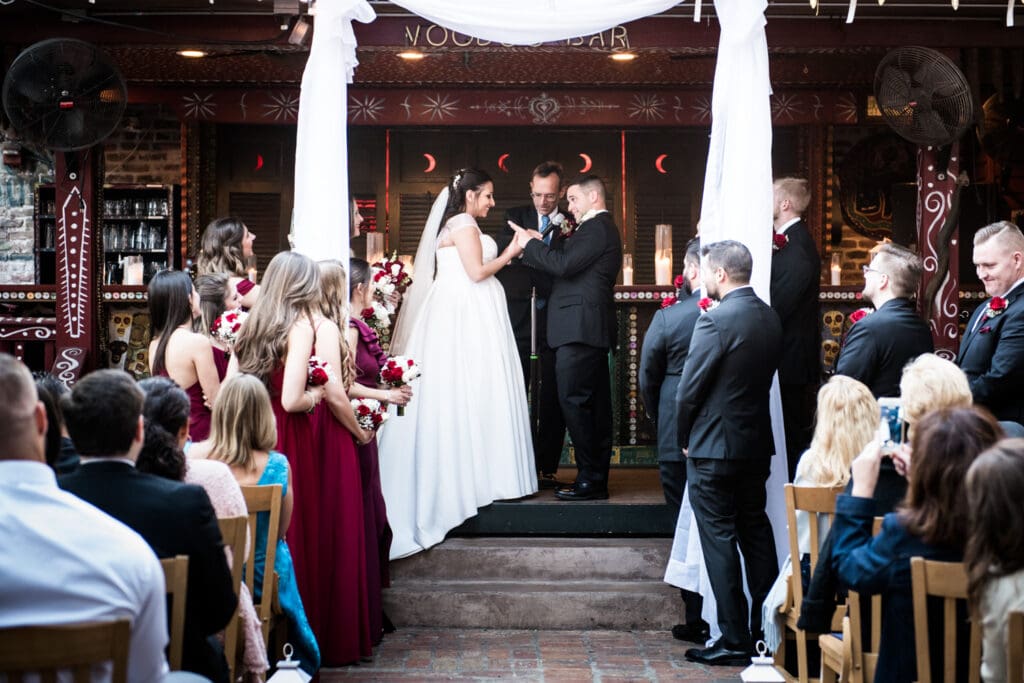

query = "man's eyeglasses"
531;193;558;201
862;265;886;276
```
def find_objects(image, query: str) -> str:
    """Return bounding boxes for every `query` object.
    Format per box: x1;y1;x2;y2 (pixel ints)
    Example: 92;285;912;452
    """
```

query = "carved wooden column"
916;144;961;361
53;149;102;384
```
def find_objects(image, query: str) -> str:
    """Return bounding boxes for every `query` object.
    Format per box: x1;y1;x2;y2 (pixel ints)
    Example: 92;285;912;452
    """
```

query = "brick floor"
320;628;746;681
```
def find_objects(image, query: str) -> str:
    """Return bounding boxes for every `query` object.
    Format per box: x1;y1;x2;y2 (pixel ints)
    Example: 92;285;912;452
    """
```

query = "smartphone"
878;397;904;453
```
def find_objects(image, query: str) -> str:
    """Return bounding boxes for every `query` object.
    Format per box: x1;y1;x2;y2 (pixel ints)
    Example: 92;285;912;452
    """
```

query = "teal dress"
256;451;321;675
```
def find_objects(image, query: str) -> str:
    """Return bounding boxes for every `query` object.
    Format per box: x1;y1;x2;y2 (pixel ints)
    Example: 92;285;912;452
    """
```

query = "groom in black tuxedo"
512;174;622;500
677;240;782;665
495;161;568;488
958;221;1024;423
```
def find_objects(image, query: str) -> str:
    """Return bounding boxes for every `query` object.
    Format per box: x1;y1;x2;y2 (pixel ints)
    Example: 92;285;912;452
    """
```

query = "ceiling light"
177;49;208;58
398;51;426;61
610;52;636;62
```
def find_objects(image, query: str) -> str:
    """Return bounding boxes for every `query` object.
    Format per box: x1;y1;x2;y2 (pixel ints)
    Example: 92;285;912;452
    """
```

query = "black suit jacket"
59;460;237;682
835;297;934;398
495;205;559;348
639;290;701;462
957;281;1024;422
676;287;783;458
770;220;821;385
522;211;622;349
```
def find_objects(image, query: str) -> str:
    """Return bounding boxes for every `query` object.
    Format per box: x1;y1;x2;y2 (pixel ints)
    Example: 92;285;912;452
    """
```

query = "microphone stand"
529;285;540;441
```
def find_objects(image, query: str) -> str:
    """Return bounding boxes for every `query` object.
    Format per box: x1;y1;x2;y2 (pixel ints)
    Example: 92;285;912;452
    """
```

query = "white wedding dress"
378;213;538;559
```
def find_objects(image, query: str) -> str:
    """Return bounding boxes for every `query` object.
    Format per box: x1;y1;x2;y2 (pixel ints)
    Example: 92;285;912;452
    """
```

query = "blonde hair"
800;376;879;486
197;217;248;277
974;220;1024;251
234;251;321;383
207;374;277;471
900;353;972;425
773;177;811;214
316;259;355;388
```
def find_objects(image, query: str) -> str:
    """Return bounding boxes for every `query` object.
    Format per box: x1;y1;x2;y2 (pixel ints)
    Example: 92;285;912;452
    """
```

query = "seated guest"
189;374;321;677
137;376;269;679
966;439;1024;683
0;354;168;682
762;375;879;653
832;406;1003;683
34;374;79;475
835;242;933;398
59;369;238;683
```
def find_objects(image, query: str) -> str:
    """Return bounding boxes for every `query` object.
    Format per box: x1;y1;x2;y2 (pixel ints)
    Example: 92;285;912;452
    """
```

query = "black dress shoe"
683;640;752;666
537;473;566;490
554;481;609;501
671;621;711;643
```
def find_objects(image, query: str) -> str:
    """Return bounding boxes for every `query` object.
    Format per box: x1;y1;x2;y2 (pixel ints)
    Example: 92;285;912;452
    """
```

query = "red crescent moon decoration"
254;154;264;171
579;153;592;173
497;153;510;173
423;153;437;173
655;154;668;174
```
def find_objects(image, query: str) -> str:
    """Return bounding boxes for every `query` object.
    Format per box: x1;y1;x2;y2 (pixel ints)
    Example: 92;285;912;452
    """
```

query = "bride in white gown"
378;168;538;559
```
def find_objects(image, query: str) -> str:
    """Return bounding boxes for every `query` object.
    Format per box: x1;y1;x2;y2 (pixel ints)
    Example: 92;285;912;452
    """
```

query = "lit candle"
622;253;634;286
655;256;672;286
366;232;385;264
830;252;842;286
247;267;257;283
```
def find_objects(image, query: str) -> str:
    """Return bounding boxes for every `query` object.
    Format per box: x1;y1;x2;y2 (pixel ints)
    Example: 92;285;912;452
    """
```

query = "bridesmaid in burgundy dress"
343;258;412;644
147;270;220;441
196;216;261;308
194;272;243;379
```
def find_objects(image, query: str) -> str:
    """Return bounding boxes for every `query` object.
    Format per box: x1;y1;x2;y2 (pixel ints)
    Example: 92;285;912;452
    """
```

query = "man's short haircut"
567;174;606;201
61;369;144;457
872;241;924;298
974;220;1024;251
702;240;753;284
773;177;811;214
532;161;564;183
0;353;38;447
684;237;701;268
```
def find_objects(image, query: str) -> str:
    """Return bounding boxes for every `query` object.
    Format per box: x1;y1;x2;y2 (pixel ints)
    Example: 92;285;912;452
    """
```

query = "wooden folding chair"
775;483;846;683
218;514;249;683
910;557;981;683
1008;611;1024;682
160;555;189;671
241;484;283;646
0;619;130;683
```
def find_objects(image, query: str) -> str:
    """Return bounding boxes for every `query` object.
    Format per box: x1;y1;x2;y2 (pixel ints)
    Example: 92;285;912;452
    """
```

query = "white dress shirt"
980;569;1024;683
0;460;169;683
776;216;801;234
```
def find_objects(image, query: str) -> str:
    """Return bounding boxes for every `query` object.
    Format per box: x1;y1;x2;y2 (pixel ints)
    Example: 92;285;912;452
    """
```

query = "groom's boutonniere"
552;212;577;238
772;232;789;252
698;297;719;314
986;296;1008;318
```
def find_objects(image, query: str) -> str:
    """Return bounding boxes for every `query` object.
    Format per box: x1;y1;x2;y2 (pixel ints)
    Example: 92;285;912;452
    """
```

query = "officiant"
496;161;568;489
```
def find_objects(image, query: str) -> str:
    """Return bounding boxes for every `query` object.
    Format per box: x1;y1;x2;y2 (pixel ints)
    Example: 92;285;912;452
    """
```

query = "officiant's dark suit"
496;203;566;478
60;462;238;682
677;241;782;658
957;280;1024;423
521;192;622;497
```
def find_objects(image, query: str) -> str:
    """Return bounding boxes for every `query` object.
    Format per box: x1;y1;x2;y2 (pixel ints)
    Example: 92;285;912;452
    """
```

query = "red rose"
660;295;677;309
360;307;374;319
698;297;715;312
673;274;684;289
309;367;329;386
987;296;1008;318
772;233;789;251
849;308;870;324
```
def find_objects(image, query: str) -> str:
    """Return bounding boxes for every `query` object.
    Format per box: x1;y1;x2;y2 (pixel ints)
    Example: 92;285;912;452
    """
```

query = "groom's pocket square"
980;325;993;334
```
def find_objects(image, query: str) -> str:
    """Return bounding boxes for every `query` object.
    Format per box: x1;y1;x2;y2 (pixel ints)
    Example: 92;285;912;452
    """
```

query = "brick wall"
0;146;53;284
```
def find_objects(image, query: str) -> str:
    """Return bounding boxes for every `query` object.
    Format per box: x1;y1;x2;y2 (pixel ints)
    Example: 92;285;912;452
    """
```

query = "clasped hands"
508;221;544;250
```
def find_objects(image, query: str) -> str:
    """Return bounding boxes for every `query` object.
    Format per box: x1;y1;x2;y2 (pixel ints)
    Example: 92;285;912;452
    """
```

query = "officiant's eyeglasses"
531;192;558;201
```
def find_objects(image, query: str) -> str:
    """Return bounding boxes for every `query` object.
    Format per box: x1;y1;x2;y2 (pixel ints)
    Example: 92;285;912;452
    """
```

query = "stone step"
390;537;673;582
383;579;682;630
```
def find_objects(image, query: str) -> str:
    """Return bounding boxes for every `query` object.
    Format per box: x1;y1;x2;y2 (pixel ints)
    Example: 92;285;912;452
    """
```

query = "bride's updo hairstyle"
198;217;248;277
441;167;492;227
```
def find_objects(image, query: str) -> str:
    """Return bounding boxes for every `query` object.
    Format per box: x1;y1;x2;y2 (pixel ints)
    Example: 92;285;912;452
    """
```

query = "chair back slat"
784;484;845;607
160;555;189;671
241;484;283;643
217;515;248;683
0;619;130;683
1008;611;1024;682
910;557;981;683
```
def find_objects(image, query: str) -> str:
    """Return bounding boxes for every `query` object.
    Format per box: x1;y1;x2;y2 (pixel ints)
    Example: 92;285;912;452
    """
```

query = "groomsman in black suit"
769;177;821;480
496;161;568;488
958;221;1024;423
835;242;934;397
639;237;708;642
512;174;622;501
59;370;238;683
677;241;782;665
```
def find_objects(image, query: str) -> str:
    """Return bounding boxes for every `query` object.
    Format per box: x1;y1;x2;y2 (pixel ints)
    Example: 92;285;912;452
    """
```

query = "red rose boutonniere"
772;233;789;252
986;296;1008;318
848;308;872;325
698;297;719;314
552;213;578;238
660;295;678;309
673;274;684;290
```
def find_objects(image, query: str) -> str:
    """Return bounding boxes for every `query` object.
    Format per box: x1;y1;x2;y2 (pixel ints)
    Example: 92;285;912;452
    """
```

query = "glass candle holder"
622;253;634;286
654;224;673;286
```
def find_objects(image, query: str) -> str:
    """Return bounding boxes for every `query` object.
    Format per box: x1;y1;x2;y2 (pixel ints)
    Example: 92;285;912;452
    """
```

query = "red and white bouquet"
371;253;414;313
360;300;394;349
352;398;389;432
210;308;248;348
307;355;335;387
380;355;421;416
